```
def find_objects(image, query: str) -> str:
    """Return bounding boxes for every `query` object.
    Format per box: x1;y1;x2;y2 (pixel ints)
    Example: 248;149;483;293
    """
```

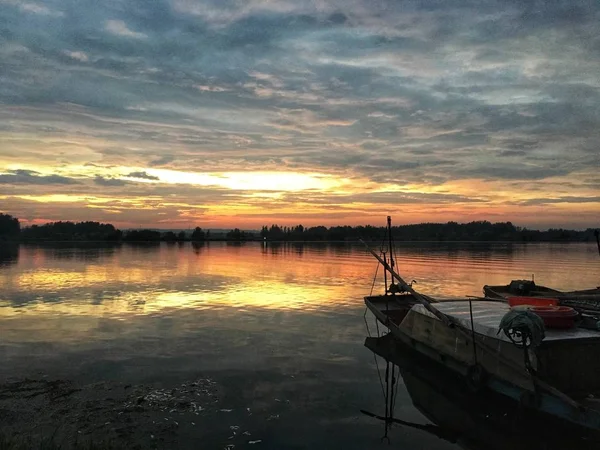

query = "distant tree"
0;213;20;239
268;224;284;240
162;231;177;241
191;227;205;241
20;220;121;241
260;226;268;239
123;229;161;241
226;228;252;241
257;221;593;243
177;231;186;241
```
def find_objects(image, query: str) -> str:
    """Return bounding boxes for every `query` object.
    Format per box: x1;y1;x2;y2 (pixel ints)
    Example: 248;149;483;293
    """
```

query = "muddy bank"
0;376;282;449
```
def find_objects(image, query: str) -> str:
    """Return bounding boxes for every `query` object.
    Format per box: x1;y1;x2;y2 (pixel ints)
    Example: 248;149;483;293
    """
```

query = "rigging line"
387;216;395;272
391;363;400;414
388;363;395;423
384;360;391;435
370;262;380;296
380;229;387;254
372;353;387;401
469;299;478;365
392;238;400;281
392;246;401;292
363;307;372;338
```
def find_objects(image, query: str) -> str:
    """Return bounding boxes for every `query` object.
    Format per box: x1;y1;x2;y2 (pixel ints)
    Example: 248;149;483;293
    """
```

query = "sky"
0;0;599;230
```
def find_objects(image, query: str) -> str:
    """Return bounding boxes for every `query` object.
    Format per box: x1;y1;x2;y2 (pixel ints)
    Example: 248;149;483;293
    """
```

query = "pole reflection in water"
364;334;600;450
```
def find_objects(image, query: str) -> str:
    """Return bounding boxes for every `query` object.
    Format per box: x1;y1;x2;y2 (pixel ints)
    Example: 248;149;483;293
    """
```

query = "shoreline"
0;374;274;450
2;238;597;244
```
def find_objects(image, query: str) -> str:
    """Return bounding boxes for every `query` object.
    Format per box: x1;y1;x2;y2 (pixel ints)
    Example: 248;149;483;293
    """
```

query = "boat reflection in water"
365;334;600;450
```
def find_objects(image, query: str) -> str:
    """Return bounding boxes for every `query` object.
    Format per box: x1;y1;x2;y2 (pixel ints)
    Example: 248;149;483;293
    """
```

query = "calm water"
1;242;599;449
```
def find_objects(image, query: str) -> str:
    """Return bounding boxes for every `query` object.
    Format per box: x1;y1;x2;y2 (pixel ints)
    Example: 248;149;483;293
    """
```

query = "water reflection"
21;242;122;261
191;241;206;253
0;243;18;267
0;241;598;448
366;336;600;450
0;242;597;315
0;242;598;333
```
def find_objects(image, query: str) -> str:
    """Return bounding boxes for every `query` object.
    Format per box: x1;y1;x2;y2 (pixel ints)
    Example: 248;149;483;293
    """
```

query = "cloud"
104;19;148;39
0;170;80;185
126;171;160;180
1;0;64;17
519;196;600;206
63;50;89;62
1;0;600;227
281;190;485;206
94;176;128;187
149;155;176;166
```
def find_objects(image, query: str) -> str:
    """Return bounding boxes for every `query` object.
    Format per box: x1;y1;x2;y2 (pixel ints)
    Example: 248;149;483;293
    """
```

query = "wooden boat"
363;216;433;325
363;237;600;435
365;333;600;449
483;279;560;300
483;280;600;302
483;280;600;315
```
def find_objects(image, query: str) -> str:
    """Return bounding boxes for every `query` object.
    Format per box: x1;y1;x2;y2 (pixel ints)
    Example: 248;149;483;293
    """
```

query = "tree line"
0;213;597;242
0;214;213;242
259;221;599;242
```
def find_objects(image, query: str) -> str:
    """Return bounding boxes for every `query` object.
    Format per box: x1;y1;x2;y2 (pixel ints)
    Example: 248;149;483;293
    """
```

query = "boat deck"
364;294;420;324
413;301;600;343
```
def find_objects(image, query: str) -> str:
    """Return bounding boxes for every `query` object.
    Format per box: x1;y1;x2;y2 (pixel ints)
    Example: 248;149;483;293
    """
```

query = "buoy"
507;296;558;307
529;305;578;329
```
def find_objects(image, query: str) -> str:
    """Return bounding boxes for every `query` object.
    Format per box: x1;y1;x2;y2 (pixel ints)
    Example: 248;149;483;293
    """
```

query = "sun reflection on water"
0;243;373;319
0;242;598;353
1;242;598;322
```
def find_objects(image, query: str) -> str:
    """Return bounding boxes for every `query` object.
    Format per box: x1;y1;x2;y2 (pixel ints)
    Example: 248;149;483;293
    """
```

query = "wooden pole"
361;239;451;326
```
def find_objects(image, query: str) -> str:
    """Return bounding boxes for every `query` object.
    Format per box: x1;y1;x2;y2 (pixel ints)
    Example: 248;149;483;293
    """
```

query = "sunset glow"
1;1;599;229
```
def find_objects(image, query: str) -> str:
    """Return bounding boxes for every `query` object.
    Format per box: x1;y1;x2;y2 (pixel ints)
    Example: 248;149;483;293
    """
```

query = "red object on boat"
507;296;559;307
530;305;578;329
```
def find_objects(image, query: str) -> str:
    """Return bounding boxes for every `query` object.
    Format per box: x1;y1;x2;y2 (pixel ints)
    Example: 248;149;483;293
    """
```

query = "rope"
363;307;372;337
384;361;390;429
363;307;387;406
379;232;387;254
391;363;400;413
468;299;478;365
370;262;380;296
498;309;545;349
373;353;387;401
389;364;396;422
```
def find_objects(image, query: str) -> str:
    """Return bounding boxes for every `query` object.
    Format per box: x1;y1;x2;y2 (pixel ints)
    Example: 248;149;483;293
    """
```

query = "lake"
0;242;599;449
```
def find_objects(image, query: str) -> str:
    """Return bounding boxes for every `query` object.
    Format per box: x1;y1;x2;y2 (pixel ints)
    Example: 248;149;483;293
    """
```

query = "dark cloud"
94;176;128;186
149;155;176;166
281;190;484;206
0;169;79;185
126;171;159;180
519;196;600;206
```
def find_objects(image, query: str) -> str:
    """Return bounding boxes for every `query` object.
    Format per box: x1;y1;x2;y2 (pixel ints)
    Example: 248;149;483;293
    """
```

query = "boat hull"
365;333;600;448
484;282;600;303
363;293;420;326
364;299;600;433
483;282;561;300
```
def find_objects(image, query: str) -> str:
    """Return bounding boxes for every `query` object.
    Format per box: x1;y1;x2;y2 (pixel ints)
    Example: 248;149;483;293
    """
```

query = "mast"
387;216;395;276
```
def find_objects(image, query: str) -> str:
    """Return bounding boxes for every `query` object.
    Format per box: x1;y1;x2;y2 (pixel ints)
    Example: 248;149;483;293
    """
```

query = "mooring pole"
387;216;395;273
468;299;478;365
